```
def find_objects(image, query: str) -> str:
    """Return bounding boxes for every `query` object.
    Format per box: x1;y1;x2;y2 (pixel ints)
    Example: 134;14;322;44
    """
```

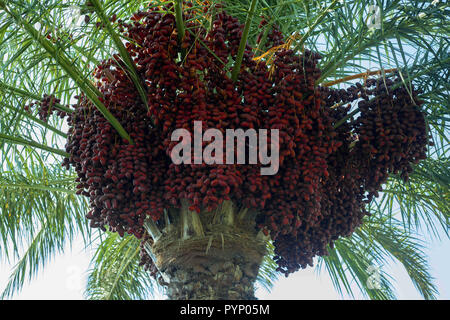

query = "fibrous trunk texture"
144;201;267;300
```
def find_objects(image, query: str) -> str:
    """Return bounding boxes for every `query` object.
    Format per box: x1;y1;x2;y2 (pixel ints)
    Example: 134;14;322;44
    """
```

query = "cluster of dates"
63;4;431;276
24;94;68;122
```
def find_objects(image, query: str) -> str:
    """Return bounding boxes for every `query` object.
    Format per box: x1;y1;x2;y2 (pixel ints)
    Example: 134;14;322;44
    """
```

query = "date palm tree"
0;0;448;300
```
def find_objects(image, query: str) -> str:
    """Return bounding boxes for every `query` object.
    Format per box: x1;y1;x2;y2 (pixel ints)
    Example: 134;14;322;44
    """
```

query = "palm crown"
0;0;448;300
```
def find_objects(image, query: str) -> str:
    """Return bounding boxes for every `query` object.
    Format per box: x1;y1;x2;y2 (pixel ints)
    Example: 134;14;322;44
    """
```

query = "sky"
0;231;448;300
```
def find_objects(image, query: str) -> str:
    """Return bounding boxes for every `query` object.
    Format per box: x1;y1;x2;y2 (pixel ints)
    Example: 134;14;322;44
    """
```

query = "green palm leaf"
85;232;158;300
318;213;438;300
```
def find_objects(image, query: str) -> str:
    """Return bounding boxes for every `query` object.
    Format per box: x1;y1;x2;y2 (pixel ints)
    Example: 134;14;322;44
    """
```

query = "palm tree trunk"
144;201;267;300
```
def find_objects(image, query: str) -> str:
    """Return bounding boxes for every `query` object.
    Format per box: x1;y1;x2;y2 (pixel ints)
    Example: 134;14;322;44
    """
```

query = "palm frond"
256;240;280;293
378;157;450;238
317;213;439;300
0;0;133;143
0;152;90;298
90;0;148;106
356;215;438;300
85;232;159;300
